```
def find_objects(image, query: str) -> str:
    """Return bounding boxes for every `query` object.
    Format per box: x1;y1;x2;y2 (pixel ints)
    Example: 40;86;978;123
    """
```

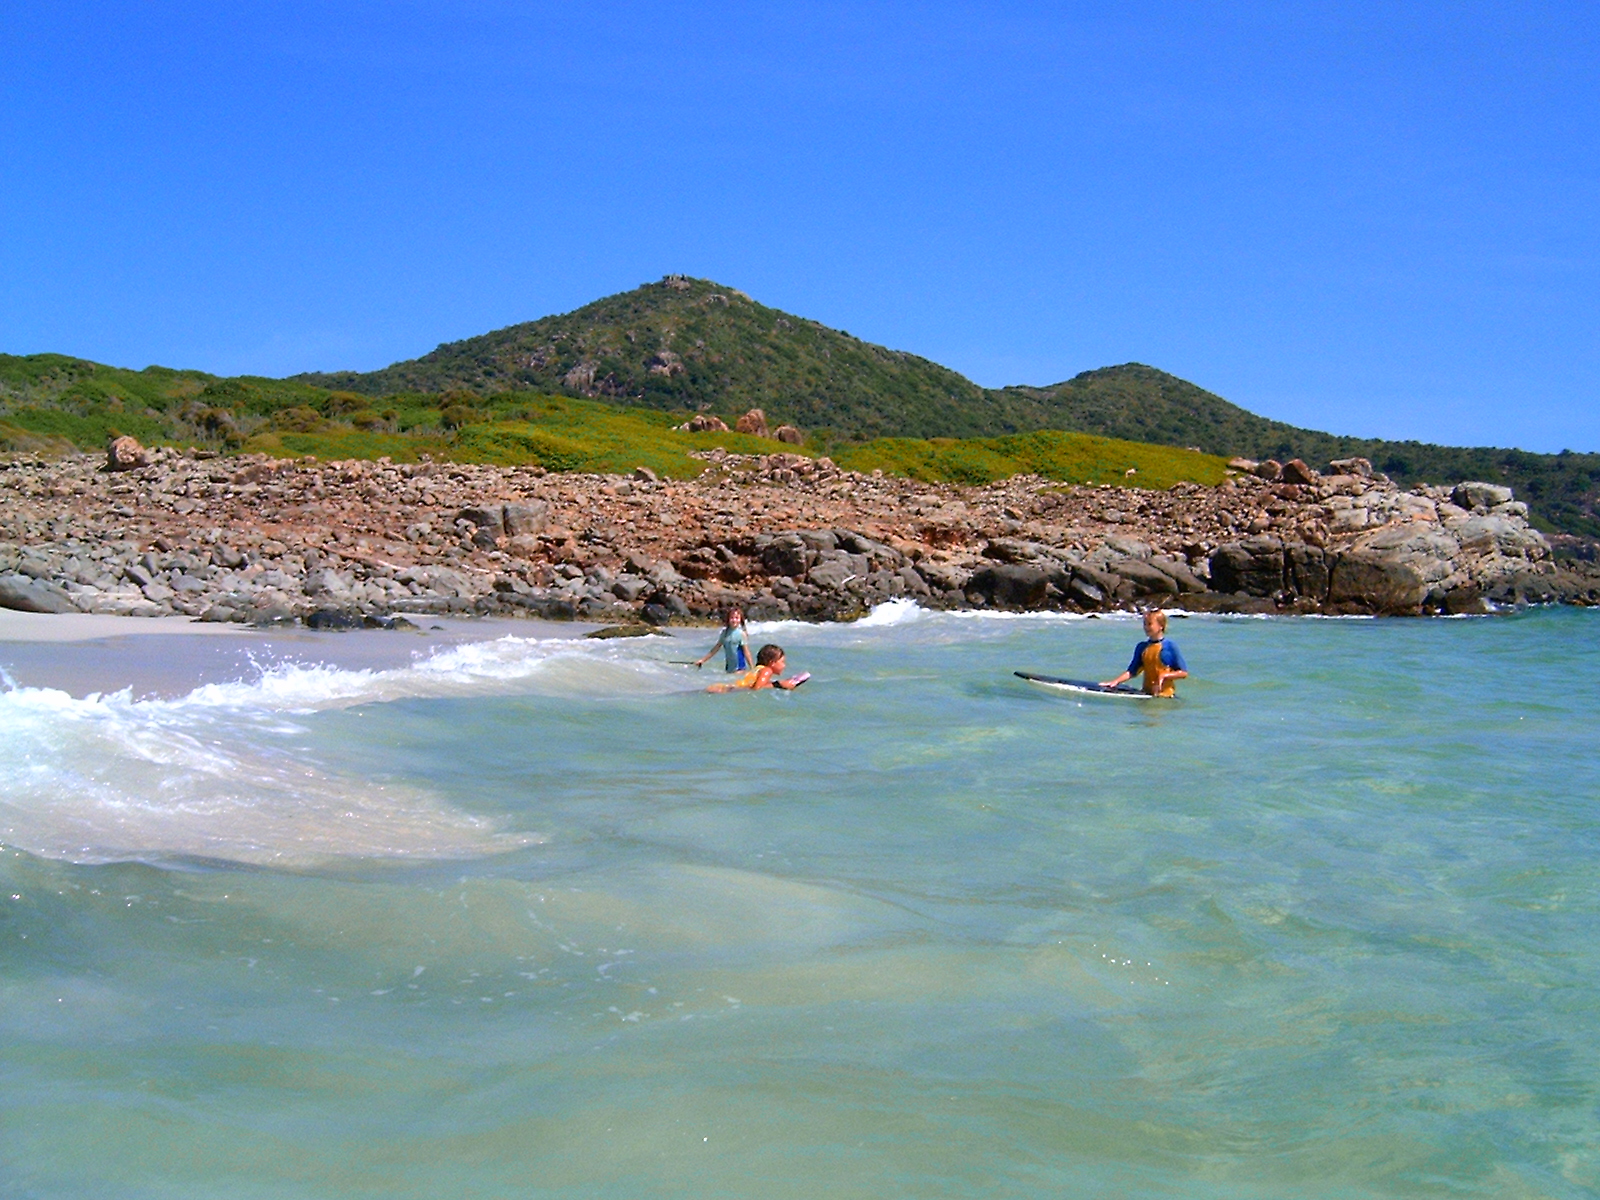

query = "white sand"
0;610;263;643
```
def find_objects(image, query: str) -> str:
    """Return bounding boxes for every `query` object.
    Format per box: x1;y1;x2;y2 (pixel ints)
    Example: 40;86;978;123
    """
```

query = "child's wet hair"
1144;609;1168;632
756;643;784;667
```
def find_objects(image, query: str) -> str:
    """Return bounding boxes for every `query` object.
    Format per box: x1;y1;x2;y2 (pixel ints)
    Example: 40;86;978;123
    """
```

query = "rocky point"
0;442;1595;627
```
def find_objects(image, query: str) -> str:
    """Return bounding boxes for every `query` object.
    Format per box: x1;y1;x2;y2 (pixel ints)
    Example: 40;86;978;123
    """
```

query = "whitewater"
2;604;1597;1198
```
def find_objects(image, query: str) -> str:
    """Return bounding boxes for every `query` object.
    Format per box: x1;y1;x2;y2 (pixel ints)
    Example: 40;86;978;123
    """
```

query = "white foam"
0;634;697;868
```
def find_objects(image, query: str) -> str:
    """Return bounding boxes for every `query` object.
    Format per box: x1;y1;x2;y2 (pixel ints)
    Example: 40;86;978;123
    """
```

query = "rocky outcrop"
0;445;1595;627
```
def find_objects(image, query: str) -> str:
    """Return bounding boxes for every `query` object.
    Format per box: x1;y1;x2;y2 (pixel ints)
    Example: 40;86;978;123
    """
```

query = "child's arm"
694;629;727;668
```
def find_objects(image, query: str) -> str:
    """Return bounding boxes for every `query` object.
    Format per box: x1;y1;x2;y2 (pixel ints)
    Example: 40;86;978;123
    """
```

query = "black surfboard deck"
1014;671;1153;700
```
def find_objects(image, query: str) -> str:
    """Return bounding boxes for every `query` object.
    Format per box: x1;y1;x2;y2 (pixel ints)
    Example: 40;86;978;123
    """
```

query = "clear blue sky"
4;2;1597;452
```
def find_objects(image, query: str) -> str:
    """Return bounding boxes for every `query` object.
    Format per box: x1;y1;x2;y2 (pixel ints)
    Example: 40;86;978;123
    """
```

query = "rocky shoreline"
1;444;1596;628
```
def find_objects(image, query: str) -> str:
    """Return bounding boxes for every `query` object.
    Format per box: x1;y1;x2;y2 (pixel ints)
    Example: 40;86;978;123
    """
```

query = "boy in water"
1101;609;1189;698
706;644;808;692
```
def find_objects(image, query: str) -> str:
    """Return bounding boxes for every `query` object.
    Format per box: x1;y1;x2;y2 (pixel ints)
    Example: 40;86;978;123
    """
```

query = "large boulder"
1108;558;1179;596
1280;458;1319;486
1329;457;1375;478
1452;481;1515;511
1254;460;1284;482
1327;551;1428;613
806;559;856;591
107;435;149;471
774;425;804;445
1446;515;1546;559
1208;537;1285;596
1285;543;1329;600
763;534;810;577
682;413;730;433
968;564;1048;609
1148;555;1208;594
735;409;770;438
456;506;505;538
0;574;78;614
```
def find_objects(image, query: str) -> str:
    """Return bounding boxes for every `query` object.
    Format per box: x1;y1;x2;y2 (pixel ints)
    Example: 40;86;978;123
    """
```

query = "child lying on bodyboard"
706;644;809;692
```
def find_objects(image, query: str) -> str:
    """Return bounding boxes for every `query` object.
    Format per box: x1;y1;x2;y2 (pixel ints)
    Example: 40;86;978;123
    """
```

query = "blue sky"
3;2;1597;452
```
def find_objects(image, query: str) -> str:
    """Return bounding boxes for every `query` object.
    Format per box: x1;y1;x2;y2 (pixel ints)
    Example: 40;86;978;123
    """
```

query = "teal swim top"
713;625;751;671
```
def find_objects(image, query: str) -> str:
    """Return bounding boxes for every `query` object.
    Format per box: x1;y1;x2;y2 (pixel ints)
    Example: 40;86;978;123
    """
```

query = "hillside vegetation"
5;276;1598;537
294;276;1012;441
1004;365;1600;537
0;355;1227;489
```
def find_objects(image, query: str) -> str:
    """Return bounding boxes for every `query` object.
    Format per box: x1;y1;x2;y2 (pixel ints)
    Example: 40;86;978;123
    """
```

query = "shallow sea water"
2;605;1597;1198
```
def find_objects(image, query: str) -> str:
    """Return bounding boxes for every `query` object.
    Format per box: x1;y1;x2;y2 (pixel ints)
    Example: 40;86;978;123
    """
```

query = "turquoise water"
3;606;1597;1198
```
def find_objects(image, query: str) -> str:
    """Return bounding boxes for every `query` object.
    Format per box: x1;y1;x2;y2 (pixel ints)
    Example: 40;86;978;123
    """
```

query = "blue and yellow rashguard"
1127;638;1188;697
711;625;751;672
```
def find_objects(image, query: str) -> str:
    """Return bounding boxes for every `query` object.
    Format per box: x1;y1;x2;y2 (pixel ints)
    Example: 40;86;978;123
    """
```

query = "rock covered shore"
1;444;1596;627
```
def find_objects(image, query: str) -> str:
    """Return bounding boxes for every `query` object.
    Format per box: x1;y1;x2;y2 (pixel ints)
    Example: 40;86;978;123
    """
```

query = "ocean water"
2;605;1597;1199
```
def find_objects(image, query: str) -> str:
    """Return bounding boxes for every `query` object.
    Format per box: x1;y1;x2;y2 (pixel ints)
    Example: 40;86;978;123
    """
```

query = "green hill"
293;275;1019;441
5;276;1598;538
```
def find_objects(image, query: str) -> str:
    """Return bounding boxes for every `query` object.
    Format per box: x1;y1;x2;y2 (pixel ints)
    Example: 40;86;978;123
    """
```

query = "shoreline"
3;448;1597;632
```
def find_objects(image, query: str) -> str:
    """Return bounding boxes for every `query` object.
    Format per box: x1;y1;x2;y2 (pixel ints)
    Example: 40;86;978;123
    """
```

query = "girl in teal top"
695;607;752;672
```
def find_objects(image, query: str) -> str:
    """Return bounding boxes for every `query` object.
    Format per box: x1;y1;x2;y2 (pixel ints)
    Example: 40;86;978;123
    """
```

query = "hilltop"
295;276;1010;441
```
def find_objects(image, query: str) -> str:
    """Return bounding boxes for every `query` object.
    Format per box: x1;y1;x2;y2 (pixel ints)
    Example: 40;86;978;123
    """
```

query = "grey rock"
304;568;350;597
1285;543;1329;599
1103;535;1153;560
897;565;931;596
457;506;505;537
1327;551;1428;612
306;608;362;631
796;530;837;553
807;559;857;591
1108;558;1179;596
762;534;810;577
968;564;1048;609
1328;457;1375;478
612;576;652;602
1148;555;1208;594
0;573;78;614
502;501;549;536
1209;537;1285;596
1065;574;1106;607
1452;482;1515;511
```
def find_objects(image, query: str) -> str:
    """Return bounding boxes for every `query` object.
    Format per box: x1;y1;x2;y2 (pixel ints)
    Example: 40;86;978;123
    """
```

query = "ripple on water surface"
1;605;1597;1198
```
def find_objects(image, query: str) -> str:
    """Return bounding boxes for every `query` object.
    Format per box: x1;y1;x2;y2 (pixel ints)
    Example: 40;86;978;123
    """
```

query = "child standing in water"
1101;609;1189;698
694;607;751;672
705;644;808;692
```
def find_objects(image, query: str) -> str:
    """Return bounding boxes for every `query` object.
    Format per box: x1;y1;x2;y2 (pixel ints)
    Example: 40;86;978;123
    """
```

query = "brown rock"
1254;460;1284;482
774;425;804;445
684;414;730;433
107;436;149;471
1281;458;1319;486
735;409;770;438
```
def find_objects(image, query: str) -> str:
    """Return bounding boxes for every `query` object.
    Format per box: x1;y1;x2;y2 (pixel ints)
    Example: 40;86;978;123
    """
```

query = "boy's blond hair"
1144;609;1168;633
